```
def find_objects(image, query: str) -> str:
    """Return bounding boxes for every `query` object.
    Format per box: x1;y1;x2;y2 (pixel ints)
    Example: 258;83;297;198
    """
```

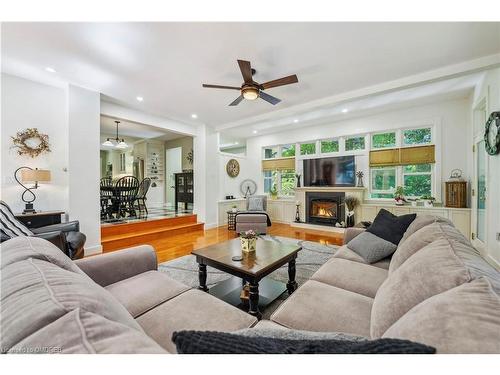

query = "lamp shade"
20;169;51;183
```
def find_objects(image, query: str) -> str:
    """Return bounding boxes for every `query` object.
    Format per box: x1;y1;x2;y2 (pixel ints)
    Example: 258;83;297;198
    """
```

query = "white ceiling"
100;115;186;141
2;22;500;128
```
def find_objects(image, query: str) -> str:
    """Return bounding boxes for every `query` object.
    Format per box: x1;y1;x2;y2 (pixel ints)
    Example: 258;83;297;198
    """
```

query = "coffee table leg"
198;264;209;292
287;259;298;294
248;281;262;320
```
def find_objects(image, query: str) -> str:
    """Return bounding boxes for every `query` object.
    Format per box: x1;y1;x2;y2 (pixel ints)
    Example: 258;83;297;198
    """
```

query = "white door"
165;147;182;208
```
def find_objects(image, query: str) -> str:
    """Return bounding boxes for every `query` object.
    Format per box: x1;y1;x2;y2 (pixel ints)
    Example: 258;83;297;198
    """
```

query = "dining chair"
100;177;113;220
114;176;139;218
135;178;151;215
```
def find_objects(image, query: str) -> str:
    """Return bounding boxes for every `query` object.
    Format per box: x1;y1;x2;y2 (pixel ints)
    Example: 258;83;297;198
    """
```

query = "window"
403;128;431;146
372;132;396;149
280;169;296;196
403;164;432;197
281;144;295;157
370;167;396;199
263;171;273;193
345;136;365;151
263;146;278;159
321;139;339;153
300;142;316;155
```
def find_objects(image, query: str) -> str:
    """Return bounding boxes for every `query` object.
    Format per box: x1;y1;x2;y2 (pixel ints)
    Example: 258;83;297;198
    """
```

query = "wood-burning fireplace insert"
306;192;345;226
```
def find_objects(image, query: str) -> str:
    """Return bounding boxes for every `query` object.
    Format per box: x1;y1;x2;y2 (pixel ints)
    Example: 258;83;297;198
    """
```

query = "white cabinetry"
217;198;296;226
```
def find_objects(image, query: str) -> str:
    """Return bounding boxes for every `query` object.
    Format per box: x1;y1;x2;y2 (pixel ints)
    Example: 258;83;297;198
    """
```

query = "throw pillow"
172;331;435;354
366;209;416;245
347;231;397;264
248;196;264;211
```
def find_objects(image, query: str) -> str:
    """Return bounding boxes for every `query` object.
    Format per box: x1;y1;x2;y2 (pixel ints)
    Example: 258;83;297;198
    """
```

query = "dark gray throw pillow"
172;331;435;354
347;231;397;263
366;209;416;245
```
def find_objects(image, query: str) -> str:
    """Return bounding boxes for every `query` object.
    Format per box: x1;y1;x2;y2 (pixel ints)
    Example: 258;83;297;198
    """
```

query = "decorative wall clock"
226;158;240;177
484;111;500;155
11;128;51;158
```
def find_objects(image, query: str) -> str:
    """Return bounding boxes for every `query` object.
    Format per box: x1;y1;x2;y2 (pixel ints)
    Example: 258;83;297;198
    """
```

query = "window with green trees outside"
371;167;396;198
372;132;396;149
345;136;365;151
300;142;316;155
403;164;432;197
281;144;295;157
263;146;278;159
280;169;296;196
403;128;432;146
321;139;339;153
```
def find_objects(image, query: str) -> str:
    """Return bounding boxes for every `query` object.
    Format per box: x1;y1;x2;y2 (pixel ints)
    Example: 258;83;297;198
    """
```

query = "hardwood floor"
102;222;344;263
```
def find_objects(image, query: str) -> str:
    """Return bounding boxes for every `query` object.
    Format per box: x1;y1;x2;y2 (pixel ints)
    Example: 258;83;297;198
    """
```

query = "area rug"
158;235;338;319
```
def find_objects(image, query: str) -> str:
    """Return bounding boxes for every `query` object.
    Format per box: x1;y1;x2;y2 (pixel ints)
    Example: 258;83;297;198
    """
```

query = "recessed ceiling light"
253;130;258;134
45;67;56;73
136;96;144;102
341;108;349;113
293;119;299;123
191;114;198;119
235;142;239;145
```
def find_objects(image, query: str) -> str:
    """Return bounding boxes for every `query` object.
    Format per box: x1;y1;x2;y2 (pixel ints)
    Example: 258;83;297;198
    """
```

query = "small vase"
346;213;355;228
241;237;257;253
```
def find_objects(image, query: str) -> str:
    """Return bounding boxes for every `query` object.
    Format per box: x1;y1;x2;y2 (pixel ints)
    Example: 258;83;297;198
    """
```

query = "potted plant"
421;195;436;208
393;186;407;206
344;195;360;227
407;197;420;207
240;230;258;253
269;184;278;200
231;204;238;213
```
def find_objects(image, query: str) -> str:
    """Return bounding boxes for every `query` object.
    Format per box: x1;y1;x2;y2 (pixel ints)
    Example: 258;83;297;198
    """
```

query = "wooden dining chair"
114;176;139;218
135;178;152;215
100;177;113;219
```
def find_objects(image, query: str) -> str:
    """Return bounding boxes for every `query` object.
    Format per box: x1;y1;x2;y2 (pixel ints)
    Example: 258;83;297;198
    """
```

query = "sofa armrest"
343;227;366;245
31;220;80;234
74;245;158;287
33;231;68;253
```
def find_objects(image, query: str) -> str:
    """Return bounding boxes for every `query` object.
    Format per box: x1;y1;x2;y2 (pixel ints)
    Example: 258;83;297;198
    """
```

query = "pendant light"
102;120;128;148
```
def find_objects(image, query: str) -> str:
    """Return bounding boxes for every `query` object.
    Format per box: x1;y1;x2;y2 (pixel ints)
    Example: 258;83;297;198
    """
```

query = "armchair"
0;200;86;259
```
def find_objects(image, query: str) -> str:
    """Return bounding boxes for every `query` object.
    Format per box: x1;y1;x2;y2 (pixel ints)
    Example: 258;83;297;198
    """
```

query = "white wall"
473;68;500;266
68;85;101;254
1;74;69;213
218;97;472;204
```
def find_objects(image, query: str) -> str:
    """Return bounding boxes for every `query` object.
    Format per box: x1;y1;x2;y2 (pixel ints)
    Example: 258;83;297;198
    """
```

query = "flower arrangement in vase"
231;204;238;213
240;230;258;253
393;186;407;206
344;195;359;227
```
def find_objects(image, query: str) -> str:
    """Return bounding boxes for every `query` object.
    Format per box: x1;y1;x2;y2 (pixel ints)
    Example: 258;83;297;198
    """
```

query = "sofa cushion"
366;209;416;245
370;238;472;338
399;214;452;246
9;308;166;354
390;222;470;273
333;245;391;270
105;270;190;318
311;258;388;298
347;231;397;264
271;280;373;337
136;289;257;353
235;213;268;223
1;257;142;352
383;278;500;353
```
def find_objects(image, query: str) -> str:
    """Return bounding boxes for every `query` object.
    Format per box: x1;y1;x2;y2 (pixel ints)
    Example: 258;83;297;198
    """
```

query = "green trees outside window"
403;128;431;145
281;144;296;157
345;136;365;151
321;140;339;153
280;169;296;196
403;164;432;197
264;147;278;159
372;132;396;148
300;143;316;155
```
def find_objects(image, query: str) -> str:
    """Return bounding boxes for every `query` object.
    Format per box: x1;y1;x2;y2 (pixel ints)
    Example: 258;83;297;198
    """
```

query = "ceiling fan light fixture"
242;86;259;101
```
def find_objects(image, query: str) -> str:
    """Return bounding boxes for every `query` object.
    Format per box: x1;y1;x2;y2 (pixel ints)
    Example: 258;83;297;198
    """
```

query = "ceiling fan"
202;60;298;106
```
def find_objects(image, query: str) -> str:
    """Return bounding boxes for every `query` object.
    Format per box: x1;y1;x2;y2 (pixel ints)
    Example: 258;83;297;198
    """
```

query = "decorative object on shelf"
240;230;258;253
445;169;467;208
356;171;364;187
226;158;240;177
240;179;257;197
231;205;238;213
344;195;359;228
335;221;346;228
484;111;500;155
407;198;419;207
295;173;301;188
420;195;436;208
14;167;51;213
11;128;51;158
102;121;128;149
187;149;194;165
393;186;407;206
269;184;278;200
295;201;301;223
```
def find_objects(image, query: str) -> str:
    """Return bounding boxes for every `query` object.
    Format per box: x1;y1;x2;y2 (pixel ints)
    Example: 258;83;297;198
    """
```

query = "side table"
227;210;239;230
14;211;65;229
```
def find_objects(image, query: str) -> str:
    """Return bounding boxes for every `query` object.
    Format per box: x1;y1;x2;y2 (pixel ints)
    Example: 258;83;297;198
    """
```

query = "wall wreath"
11;128;51;158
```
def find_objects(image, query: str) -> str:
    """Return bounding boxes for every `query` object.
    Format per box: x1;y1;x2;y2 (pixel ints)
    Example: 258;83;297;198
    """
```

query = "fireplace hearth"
306;192;345;226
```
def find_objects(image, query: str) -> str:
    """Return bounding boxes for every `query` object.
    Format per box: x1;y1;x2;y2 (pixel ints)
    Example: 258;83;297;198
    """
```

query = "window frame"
299;141;317;156
319;138;340;155
401;126;433;148
344;135;367;153
370;166;397;197
371;131;397;150
401;164;434;199
262;169;296;197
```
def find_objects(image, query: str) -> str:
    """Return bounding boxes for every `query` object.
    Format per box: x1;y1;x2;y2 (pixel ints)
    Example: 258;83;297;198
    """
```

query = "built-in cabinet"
360;204;471;239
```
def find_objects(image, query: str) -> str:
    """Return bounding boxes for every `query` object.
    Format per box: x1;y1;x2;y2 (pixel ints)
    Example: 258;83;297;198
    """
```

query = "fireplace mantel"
295;187;366;193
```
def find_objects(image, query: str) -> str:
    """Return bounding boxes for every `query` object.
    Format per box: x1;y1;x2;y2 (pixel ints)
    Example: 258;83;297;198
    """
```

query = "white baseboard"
204;222;218;230
485;253;500;271
84;244;103;257
290;222;346;233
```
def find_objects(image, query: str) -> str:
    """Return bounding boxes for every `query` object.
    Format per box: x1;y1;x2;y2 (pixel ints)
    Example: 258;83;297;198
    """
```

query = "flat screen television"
303;156;355;187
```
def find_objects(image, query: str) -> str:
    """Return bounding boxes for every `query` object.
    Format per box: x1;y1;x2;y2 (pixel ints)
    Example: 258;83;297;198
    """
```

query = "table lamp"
14;167;51;213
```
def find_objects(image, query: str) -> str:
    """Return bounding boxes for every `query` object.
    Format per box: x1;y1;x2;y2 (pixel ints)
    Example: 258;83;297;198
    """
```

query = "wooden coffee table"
192;238;301;319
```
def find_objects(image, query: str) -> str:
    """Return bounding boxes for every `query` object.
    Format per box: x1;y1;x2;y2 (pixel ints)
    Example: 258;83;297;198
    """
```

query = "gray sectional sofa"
1;215;499;353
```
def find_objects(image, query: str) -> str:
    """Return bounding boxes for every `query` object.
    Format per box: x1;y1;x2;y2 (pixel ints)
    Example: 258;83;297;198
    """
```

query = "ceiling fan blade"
229;95;244;106
237;60;253;84
202;84;241;90
261;74;298;90
259;91;281;105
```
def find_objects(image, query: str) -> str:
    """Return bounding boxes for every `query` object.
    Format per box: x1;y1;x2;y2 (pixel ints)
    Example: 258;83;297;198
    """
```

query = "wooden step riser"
101;215;197;237
101;223;205;252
